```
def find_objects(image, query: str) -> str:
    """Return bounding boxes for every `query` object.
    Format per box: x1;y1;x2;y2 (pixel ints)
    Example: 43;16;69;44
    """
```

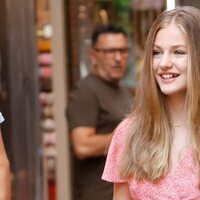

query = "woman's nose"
159;54;173;69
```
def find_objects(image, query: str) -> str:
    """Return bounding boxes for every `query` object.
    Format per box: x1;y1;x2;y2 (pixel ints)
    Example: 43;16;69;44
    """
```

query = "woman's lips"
159;73;179;79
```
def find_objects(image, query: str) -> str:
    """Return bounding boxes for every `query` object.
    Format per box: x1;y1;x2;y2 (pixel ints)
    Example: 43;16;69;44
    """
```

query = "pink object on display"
40;66;52;78
38;53;52;65
43;132;57;145
39;92;54;105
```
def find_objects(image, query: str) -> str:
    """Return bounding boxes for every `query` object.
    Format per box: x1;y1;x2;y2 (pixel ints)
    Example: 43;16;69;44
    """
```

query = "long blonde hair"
120;6;200;182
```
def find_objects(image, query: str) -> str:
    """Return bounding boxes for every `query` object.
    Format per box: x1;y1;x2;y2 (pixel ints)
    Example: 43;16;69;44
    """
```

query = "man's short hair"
91;24;128;47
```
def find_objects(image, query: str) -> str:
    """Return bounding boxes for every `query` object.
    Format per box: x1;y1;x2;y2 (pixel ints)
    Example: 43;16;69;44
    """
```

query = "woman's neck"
166;93;187;127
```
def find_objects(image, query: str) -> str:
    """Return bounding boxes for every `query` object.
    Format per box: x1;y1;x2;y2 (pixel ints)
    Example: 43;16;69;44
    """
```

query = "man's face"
91;33;129;83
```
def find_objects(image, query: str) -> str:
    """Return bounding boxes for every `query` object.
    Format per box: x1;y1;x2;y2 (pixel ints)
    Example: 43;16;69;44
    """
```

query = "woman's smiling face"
152;22;188;96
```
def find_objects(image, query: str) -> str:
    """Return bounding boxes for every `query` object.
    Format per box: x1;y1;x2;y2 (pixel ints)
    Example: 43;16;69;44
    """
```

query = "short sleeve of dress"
0;112;4;124
102;118;129;183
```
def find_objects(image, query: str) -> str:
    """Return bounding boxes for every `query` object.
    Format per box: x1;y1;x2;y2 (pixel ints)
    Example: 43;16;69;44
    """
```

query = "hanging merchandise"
36;0;58;198
131;0;165;10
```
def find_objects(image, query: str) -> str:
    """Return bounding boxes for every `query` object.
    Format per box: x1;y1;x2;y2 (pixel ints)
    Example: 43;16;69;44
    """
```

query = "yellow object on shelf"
38;38;52;52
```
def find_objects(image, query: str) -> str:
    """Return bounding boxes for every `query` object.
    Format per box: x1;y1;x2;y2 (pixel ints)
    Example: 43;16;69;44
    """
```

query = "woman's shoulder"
112;116;132;139
102;117;131;182
109;116;133;153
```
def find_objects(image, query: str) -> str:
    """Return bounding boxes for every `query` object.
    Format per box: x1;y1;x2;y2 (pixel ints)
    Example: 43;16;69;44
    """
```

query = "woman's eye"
174;50;186;55
153;50;161;56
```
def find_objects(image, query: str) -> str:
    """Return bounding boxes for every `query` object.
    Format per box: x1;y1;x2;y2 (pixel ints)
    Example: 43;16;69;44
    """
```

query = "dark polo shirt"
67;73;131;200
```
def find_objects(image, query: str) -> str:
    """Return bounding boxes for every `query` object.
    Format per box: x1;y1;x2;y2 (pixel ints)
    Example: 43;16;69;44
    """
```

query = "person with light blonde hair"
102;6;200;199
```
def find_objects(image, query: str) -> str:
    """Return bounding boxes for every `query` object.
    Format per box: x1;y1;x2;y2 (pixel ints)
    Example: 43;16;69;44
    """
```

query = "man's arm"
0;131;11;200
71;126;113;159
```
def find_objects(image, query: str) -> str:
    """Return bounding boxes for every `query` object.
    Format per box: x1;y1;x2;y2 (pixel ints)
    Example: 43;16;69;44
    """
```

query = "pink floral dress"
102;119;200;200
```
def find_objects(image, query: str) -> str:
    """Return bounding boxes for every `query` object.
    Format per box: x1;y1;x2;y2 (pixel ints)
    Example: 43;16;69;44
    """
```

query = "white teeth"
161;74;173;79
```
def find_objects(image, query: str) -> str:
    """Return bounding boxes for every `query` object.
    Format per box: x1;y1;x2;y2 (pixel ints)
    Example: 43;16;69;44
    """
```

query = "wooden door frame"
0;0;43;199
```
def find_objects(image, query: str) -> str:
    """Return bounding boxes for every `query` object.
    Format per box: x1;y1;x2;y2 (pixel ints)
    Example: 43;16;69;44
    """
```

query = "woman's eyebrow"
153;44;186;49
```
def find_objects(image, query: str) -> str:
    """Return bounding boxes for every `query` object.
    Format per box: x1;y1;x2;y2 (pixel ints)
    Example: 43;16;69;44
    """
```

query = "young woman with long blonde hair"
102;6;200;199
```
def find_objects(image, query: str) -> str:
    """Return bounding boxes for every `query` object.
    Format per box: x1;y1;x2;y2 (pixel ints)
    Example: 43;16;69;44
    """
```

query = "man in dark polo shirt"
67;24;132;200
